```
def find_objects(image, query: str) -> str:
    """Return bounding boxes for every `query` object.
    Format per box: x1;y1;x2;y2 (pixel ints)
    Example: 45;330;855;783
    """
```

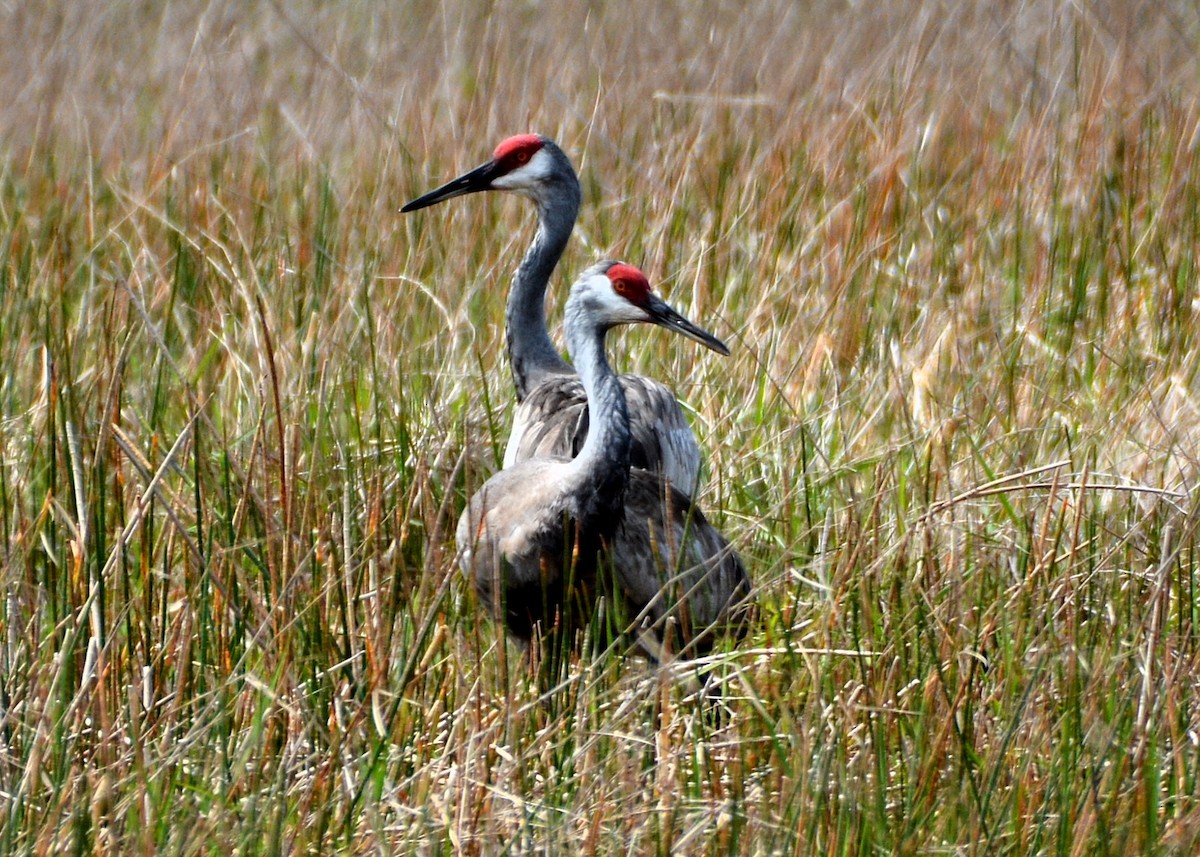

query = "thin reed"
2;1;1200;853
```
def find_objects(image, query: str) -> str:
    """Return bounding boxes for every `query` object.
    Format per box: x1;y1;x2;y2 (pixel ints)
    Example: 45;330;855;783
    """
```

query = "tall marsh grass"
3;1;1200;853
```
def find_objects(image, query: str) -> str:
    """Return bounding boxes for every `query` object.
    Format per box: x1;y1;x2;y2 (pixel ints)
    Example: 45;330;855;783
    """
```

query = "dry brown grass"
3;0;1200;853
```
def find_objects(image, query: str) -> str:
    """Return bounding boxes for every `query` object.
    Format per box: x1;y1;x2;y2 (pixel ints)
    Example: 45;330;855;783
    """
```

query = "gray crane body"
455;262;751;662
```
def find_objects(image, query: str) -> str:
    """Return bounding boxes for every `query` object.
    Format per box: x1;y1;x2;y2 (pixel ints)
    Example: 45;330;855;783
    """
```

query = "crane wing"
504;374;705;498
604;469;753;658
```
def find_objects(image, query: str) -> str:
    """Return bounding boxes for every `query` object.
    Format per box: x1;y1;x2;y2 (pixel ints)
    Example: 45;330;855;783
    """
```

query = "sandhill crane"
456;261;752;677
402;134;721;497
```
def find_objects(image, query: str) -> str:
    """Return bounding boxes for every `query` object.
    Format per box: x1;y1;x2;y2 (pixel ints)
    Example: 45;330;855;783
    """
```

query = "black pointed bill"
400;160;500;213
645;295;730;356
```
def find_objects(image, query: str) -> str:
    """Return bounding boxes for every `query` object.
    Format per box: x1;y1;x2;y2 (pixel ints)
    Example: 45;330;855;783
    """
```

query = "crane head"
576;262;730;356
401;134;563;212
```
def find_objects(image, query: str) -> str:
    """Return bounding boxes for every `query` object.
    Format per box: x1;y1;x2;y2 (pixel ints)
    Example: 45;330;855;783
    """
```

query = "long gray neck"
562;307;631;508
506;179;581;401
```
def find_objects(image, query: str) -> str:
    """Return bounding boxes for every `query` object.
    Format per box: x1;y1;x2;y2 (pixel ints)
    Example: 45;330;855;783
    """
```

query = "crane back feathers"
504;373;705;499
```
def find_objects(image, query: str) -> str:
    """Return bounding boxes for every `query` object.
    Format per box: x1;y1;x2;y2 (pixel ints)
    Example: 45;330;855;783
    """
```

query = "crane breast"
457;460;573;594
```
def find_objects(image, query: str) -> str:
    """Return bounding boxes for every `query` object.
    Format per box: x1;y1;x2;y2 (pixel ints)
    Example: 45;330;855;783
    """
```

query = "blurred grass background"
3;0;1200;853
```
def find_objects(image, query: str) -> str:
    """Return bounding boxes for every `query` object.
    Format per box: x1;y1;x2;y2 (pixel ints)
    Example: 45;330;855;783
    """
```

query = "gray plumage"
502;374;704;495
402;133;719;498
455;261;751;661
458;463;751;658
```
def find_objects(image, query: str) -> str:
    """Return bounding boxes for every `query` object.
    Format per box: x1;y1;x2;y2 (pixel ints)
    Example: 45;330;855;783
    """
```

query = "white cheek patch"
597;279;651;323
492;149;555;190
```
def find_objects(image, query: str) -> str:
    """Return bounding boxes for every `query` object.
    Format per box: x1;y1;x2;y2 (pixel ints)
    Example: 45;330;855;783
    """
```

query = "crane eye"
516;150;530;163
613;279;629;295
